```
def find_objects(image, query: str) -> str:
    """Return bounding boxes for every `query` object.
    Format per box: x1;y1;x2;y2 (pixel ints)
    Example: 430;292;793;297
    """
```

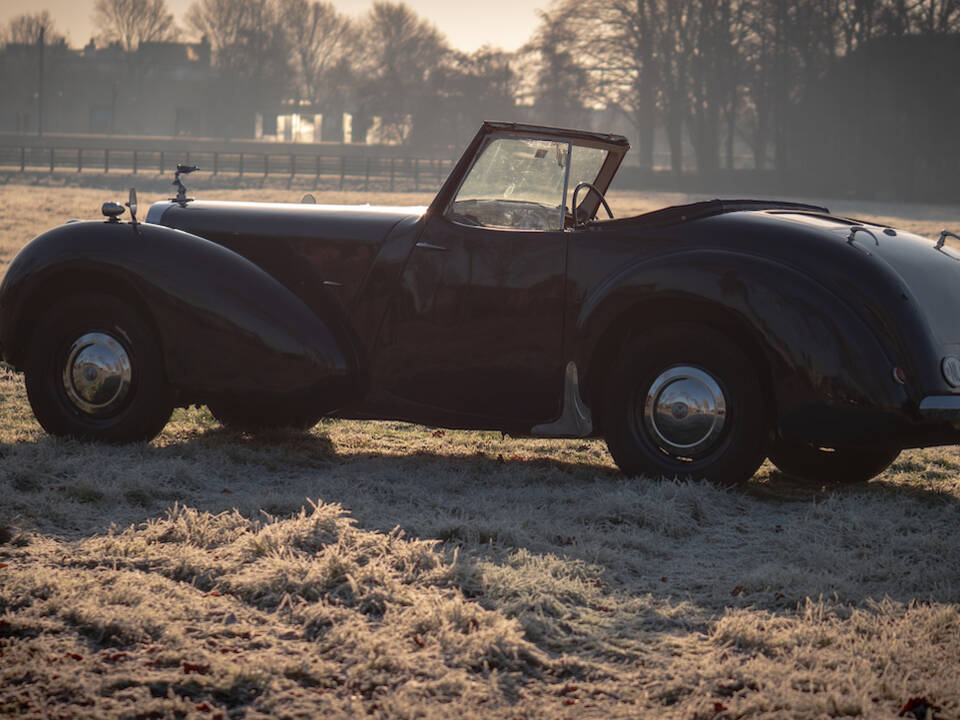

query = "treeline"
545;0;960;173
3;0;959;169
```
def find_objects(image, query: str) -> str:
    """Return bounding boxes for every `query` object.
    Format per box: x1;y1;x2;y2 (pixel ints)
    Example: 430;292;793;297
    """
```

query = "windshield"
448;135;610;231
569;144;609;214
569;145;608;195
450;137;568;230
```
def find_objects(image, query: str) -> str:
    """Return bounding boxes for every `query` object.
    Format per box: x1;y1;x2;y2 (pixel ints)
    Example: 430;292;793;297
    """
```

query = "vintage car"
2;121;960;485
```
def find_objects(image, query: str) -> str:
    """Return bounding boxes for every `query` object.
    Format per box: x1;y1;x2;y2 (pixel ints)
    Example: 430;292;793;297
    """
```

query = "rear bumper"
919;395;960;423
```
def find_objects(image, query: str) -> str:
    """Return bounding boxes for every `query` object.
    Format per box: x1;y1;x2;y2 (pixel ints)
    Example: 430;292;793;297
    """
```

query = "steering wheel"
571;182;614;225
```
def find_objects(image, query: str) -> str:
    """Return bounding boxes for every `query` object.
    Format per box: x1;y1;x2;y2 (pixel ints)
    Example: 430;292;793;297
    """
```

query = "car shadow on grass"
2;430;959;626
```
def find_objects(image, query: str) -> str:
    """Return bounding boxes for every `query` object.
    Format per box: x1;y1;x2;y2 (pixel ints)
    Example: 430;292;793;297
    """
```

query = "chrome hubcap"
62;332;132;417
641;366;727;459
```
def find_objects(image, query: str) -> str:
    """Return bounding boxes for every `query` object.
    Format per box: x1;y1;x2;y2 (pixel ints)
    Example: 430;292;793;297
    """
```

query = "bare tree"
92;0;177;51
1;11;65;46
523;6;591;129
278;0;352;102
556;0;661;171
410;46;519;148
356;2;449;143
189;0;287;74
911;0;960;32
188;0;292;136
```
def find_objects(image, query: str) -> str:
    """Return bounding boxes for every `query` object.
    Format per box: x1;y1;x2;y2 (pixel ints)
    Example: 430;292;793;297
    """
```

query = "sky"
0;0;548;52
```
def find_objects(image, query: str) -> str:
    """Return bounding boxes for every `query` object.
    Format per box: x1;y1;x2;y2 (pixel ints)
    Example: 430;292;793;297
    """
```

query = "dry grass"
2;182;960;718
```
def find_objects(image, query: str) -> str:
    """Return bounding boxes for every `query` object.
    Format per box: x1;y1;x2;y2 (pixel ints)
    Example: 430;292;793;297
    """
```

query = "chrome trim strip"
919;395;960;421
919;396;960;410
145;201;175;224
559;140;571;230
531;361;593;437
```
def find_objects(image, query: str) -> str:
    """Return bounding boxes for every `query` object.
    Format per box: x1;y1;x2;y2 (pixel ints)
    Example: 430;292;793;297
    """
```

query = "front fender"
0;221;360;410
575;249;924;446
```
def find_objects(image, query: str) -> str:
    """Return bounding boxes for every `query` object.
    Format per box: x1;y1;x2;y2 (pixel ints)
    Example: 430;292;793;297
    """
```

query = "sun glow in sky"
0;0;547;52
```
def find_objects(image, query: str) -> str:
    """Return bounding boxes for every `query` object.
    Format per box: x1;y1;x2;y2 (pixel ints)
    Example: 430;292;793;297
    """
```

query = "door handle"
415;242;447;251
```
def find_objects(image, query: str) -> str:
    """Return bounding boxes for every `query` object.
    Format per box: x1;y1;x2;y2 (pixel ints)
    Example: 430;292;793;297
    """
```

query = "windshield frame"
428;122;630;230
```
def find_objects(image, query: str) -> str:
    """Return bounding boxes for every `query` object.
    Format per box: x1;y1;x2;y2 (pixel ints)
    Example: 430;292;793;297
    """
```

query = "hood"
147;200;426;246
145;199;426;308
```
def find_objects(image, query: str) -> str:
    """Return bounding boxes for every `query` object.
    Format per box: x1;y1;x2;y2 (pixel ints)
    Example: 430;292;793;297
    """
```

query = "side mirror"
126;187;138;224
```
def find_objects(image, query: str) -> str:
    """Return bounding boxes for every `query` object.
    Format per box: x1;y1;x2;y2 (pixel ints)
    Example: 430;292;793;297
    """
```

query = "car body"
3;121;960;484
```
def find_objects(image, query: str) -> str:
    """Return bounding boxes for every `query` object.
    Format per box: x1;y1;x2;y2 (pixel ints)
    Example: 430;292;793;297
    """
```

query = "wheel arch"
583;296;776;435
573;250;912;447
1;221;363;413
5;265;163;372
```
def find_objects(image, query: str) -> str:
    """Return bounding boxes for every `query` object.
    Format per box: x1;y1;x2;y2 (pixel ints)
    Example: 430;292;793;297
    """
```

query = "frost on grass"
2;186;960;717
0;502;566;718
4;493;960;718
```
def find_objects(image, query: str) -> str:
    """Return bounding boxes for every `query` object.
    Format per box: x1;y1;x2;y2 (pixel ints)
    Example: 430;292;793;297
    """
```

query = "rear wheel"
768;442;899;484
24;293;173;443
603;324;768;486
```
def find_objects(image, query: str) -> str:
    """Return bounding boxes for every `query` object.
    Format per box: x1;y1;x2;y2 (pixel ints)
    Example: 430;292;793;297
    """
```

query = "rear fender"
576;250;919;446
0;221;360;410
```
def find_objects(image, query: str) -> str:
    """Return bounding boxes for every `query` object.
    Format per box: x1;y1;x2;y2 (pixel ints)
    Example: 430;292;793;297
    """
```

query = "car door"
374;215;567;425
372;135;578;426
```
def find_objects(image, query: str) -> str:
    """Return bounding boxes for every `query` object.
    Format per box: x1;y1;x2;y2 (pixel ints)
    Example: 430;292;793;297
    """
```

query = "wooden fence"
0;144;457;192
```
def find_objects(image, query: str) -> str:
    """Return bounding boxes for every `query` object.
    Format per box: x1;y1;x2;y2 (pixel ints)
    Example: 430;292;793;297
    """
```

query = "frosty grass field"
1;181;959;719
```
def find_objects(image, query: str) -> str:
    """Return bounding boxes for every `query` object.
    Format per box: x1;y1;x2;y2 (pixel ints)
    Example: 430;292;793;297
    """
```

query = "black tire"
208;401;322;432
603;324;768;486
768;442;899;484
24;293;173;443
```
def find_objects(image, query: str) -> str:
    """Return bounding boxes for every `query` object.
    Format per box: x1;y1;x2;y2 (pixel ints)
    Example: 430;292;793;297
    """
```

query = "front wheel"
24;293;173;443
603;324;768;486
768;442;899;484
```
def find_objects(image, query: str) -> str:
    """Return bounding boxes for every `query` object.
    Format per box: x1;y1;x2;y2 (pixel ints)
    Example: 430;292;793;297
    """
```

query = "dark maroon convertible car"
3;121;960;485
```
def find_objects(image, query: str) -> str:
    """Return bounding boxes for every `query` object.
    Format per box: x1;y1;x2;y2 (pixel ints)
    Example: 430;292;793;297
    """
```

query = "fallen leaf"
900;696;940;719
